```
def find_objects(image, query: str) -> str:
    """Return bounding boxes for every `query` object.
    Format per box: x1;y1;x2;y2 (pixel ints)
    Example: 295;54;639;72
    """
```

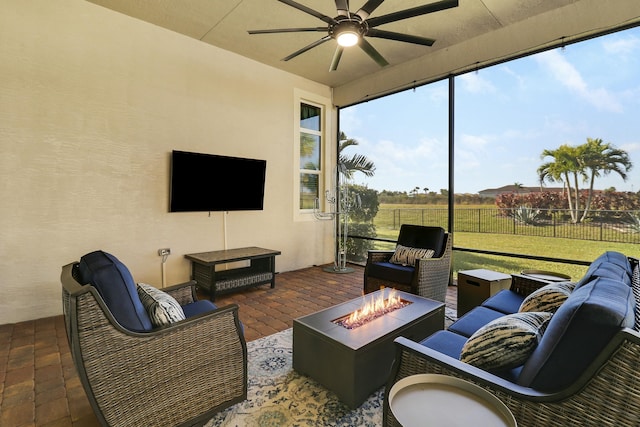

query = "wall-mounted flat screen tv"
169;150;266;212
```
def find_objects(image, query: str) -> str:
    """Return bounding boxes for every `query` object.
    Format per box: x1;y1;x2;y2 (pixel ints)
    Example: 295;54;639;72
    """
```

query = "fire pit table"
293;288;445;408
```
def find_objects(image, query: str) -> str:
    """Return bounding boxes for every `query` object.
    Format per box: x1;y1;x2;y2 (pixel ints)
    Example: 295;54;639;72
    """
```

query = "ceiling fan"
248;0;459;71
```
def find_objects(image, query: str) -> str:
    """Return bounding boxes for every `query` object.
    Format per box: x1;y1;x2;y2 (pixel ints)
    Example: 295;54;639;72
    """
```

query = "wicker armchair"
61;262;247;427
364;225;452;302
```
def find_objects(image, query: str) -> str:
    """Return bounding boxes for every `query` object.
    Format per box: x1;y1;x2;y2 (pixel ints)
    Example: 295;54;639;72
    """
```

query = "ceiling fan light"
337;31;359;47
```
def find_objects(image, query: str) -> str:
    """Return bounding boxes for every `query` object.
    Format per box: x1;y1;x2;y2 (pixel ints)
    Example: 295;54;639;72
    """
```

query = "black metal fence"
374;207;640;244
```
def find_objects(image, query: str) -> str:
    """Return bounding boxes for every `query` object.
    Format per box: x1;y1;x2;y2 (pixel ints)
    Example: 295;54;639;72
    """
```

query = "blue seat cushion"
420;330;467;359
183;300;245;334
367;262;414;285
481;289;526;314
518;276;634;391
182;300;217;318
78;250;153;332
448;306;506;338
420;330;522;383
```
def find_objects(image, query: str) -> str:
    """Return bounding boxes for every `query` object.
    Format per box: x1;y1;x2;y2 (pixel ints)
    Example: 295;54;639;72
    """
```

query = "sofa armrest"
164;280;198;305
510;274;551;297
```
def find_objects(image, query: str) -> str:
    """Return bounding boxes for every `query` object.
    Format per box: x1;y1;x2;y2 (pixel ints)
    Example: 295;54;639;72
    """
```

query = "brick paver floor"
0;264;457;426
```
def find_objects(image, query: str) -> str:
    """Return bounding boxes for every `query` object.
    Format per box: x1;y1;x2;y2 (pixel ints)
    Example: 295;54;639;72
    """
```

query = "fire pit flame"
333;289;412;329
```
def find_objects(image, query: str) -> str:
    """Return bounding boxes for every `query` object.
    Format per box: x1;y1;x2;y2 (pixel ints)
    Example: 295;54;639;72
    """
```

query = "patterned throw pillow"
460;312;552;371
632;265;640;332
518;281;575;314
389;244;435;266
137;283;186;327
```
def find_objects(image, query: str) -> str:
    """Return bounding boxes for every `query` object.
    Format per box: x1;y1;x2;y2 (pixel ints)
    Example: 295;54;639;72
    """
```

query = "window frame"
293;89;333;221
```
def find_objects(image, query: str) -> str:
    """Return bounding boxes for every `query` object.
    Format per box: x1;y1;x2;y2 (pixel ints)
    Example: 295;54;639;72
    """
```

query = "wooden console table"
185;247;281;301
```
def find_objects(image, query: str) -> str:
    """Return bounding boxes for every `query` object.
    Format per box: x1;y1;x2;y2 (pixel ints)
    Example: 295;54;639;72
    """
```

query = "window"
299;102;323;210
294;89;333;219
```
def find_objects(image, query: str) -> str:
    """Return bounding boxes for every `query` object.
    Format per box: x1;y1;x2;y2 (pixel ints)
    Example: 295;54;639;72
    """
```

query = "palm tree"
338;132;376;179
538;139;633;223
513;182;523;193
578;138;632;221
538;144;585;222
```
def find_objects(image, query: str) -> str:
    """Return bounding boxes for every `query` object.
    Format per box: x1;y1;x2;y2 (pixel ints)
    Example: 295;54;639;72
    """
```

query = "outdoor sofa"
384;251;640;427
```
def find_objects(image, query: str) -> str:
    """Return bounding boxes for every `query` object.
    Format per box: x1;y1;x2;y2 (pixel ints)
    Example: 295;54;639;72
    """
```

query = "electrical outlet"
158;248;171;256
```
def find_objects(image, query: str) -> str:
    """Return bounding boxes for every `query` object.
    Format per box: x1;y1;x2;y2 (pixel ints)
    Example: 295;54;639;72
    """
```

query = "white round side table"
389;374;517;427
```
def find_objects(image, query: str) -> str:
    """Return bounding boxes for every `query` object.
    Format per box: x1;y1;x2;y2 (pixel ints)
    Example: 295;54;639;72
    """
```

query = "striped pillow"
389;244;435;266
518;281;575;314
460;312;552;371
632;265;640;332
137;283;186;327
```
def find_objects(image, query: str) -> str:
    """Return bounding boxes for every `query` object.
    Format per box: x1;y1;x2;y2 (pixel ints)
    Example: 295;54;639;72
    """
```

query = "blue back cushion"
517;276;634;391
575;251;632;290
78;250;153;332
397;225;446;257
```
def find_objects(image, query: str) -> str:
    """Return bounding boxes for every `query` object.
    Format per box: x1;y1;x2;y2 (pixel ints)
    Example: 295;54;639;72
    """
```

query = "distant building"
478;185;565;199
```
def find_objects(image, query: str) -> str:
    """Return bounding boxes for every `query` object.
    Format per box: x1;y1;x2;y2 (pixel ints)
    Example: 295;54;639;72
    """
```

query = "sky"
339;26;640;195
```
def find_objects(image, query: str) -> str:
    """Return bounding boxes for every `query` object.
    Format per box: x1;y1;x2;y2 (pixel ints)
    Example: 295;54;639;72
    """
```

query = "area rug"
206;307;457;427
205;328;382;427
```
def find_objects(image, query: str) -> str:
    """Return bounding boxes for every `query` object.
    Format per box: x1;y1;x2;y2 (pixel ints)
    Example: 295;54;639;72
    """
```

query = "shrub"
512;205;540;225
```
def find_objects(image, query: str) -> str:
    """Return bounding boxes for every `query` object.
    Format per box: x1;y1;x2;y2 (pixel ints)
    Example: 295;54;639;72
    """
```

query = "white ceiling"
86;0;640;106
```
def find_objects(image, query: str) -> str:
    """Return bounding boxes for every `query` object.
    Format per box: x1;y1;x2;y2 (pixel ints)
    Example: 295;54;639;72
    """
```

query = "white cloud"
459;133;491;150
458;72;496;94
338;106;362;133
500;65;526;88
603;36;640;56
535;49;623;113
367;137;444;164
619;141;640;153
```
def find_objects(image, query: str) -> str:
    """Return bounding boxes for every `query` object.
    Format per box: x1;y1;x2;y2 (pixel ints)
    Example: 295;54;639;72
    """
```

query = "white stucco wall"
0;0;336;325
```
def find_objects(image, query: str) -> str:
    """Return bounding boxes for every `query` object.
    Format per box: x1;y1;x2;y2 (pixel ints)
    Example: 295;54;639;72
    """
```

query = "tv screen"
169;150;266;212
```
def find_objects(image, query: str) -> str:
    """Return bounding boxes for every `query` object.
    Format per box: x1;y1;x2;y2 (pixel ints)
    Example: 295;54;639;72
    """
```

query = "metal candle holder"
314;165;360;273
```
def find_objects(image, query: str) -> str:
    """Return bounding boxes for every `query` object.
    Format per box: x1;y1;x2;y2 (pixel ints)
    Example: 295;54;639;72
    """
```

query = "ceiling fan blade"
282;35;332;61
356;0;385;20
278;0;336;25
335;0;350;16
358;38;389;67
330;46;344;71
367;29;435;46
367;0;458;28
248;27;327;35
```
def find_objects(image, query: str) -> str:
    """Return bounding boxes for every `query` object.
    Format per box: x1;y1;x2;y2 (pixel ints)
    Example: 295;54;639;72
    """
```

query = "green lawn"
360;203;639;281
451;233;638;281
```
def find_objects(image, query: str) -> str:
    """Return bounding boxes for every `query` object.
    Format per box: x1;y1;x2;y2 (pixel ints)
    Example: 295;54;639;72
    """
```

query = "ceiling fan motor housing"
329;15;368;42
